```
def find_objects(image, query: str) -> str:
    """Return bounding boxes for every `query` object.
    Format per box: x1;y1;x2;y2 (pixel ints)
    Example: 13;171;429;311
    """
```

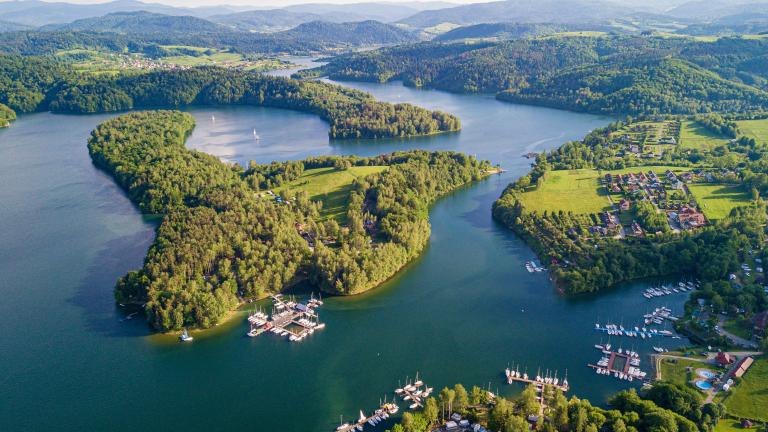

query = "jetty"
642;281;698;299
588;345;647;382
594;322;677;339
335;400;399;432
246;293;326;342
394;373;433;410
504;365;569;392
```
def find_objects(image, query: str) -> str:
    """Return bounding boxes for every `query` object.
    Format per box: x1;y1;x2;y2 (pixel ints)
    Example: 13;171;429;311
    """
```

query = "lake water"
0;78;688;431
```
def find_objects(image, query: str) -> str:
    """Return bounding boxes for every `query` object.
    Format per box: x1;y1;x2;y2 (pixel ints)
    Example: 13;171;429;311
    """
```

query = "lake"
0;78;688;431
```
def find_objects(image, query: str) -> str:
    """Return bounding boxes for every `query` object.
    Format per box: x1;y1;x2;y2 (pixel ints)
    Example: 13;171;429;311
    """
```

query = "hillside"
42;11;227;34
211;10;325;33
397;0;641;28
278;20;417;46
0;19;31;32
434;23;567;41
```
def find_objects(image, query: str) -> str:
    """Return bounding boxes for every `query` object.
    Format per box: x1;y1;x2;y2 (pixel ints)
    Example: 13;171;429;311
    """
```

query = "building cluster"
612;120;681;159
602;169;708;234
432;413;488;432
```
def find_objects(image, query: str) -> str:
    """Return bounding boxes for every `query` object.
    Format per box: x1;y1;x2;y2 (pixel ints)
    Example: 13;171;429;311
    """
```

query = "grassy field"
680;120;730;150
658;357;705;387
723;319;753;340
517;166;690;215
276;166;388;222
517;169;612;214
714;419;748;432
723;357;768;422
687;184;751;221
737;119;768;146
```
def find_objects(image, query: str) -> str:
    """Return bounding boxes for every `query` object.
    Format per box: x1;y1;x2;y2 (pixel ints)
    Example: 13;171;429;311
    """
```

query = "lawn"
680;120;730;150
714;419;748;432
275;166;388;222
736;119;768;146
516;169;611;214
723;357;768;422
723;319;753;340
658;357;705;387
687;184;751;221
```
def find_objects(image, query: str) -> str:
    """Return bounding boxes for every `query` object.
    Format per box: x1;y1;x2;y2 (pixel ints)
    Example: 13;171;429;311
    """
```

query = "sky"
3;0;493;6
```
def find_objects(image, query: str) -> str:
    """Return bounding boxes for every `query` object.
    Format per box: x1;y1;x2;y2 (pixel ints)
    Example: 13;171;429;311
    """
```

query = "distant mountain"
283;2;455;23
0;0;194;26
211;10;326;32
0;19;32;32
278;20;417;46
42;11;227;34
680;11;768;35
434;23;566;41
667;0;768;20
397;0;642;28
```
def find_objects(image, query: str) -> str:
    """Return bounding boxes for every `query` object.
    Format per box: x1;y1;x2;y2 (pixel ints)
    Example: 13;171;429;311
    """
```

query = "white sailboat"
179;328;193;342
253;128;260;140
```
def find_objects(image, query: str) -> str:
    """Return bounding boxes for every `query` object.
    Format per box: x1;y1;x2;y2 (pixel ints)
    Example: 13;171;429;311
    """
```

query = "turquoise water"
696;380;713;390
698;370;715;379
0;81;688;431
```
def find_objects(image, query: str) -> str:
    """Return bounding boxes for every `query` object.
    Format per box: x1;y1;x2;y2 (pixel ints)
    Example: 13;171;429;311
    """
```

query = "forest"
0;102;14;127
0;54;459;139
385;381;724;432
297;35;768;116
88;111;490;331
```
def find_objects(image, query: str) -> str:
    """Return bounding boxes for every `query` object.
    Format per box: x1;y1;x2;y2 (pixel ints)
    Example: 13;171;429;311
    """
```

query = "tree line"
0;54;460;139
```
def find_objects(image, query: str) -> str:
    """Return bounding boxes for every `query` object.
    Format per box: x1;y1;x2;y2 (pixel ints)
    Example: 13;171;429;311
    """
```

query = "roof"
731;356;754;378
716;352;734;365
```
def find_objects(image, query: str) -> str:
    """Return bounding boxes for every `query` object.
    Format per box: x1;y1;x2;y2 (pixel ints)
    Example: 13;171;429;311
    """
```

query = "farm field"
275;166;388;221
737;119;768;146
517;166;691;215
714;419;747;432
516;169;611;214
722;357;768;422
687;184;751;221
680;120;730;150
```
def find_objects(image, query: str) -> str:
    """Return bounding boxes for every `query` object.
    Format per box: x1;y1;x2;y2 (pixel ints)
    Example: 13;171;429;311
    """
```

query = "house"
631;221;644;236
716;352;735;366
659;137;677;145
753;311;768;338
731;356;754;378
677;206;706;229
672;180;685;190
619;199;631;211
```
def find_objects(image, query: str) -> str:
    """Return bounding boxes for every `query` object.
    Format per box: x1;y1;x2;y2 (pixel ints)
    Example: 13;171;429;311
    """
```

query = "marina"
524;260;547;273
589;345;648;382
246;294;326;342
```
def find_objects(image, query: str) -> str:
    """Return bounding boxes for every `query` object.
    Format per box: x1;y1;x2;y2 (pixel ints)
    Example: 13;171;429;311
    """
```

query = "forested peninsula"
0;102;14;127
88;110;492;331
0;55;460;139
492;114;768;298
296;35;768;116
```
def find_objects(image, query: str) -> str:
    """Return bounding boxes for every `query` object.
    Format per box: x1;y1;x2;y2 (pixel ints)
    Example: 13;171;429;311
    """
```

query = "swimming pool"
695;380;713;390
697;369;716;379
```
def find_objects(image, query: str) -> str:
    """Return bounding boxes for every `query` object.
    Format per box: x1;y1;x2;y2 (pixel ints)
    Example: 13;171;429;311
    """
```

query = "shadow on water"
68;227;156;338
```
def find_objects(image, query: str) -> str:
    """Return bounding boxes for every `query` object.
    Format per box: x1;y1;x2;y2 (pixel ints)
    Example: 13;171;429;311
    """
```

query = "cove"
0;81;687;432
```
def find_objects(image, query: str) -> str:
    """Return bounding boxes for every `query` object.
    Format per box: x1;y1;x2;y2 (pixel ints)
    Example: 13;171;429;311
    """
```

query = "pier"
394;373;433;410
504;366;569;393
335;400;400;432
594;323;677;339
588;345;647;382
246;294;326;342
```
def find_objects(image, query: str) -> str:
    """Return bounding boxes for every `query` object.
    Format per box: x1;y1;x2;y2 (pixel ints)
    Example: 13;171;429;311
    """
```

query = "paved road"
717;317;759;349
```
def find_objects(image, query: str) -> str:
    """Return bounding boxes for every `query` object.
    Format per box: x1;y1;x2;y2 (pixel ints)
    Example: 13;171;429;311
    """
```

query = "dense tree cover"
693;114;739;138
492;113;768;294
0;102;14;127
300;35;768;115
387;382;723;432
89;111;488;331
0;55;459;139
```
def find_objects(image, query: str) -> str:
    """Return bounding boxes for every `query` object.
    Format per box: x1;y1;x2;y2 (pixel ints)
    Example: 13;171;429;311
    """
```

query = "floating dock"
335;402;399;432
504;366;569;392
593;323;677;339
589;345;647;382
394;373;433;410
246;294;326;342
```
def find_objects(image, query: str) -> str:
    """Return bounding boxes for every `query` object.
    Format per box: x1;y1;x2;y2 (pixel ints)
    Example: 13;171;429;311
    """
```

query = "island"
88;110;494;331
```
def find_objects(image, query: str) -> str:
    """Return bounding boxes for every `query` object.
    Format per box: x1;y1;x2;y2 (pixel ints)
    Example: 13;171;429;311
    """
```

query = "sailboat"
211;115;215;122
179;328;193;342
253;128;260;140
336;415;350;431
